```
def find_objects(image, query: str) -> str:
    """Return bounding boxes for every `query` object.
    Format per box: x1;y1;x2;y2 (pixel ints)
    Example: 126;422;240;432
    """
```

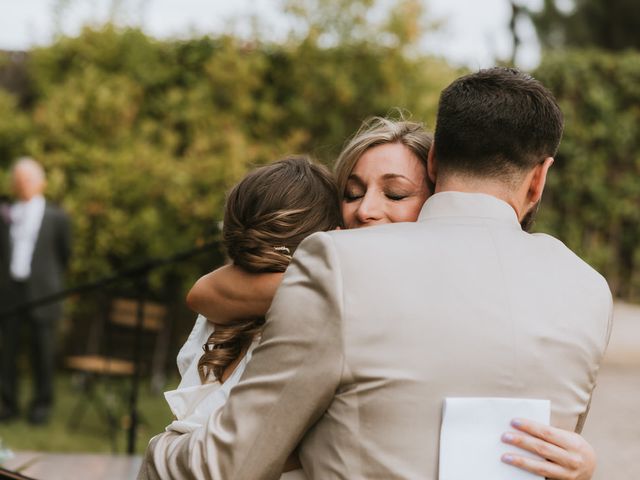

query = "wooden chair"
65;298;169;450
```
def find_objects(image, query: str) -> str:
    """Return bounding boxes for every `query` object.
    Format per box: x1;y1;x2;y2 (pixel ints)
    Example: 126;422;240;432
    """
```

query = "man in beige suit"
140;68;612;479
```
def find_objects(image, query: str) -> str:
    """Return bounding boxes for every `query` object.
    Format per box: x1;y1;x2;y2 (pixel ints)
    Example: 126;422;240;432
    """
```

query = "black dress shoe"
0;407;18;423
28;406;51;425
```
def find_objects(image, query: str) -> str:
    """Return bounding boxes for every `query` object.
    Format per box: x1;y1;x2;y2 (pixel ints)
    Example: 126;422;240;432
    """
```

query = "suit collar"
418;192;521;227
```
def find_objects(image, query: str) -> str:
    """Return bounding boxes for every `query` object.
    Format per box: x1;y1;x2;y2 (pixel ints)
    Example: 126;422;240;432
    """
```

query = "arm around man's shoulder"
139;231;345;480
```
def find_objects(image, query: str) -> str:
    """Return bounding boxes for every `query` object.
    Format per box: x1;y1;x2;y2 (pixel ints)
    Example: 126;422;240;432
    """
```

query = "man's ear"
528;157;554;205
427;143;438;185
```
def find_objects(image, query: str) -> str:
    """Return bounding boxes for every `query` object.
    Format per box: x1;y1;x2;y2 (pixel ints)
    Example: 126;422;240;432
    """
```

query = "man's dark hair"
433;67;564;182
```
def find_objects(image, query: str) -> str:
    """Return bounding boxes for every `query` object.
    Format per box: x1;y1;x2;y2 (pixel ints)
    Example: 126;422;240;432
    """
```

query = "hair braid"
198;156;341;383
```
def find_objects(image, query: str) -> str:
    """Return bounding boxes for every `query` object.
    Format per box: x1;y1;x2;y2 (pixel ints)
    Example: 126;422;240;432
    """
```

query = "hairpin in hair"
274;246;291;256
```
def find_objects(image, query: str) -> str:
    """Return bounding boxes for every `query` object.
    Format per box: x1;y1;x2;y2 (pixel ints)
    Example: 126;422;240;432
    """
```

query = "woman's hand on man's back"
501;418;595;480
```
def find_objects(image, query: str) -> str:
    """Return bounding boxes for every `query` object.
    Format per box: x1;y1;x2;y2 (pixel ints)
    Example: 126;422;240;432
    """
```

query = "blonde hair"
198;156;341;383
334;117;434;200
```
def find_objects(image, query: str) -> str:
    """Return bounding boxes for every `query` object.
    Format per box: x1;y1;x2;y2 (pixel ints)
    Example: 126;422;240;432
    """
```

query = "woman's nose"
355;192;383;223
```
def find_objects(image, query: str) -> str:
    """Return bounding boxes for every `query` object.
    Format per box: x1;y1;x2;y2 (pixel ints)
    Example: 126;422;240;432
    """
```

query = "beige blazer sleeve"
575;293;614;433
139;232;345;480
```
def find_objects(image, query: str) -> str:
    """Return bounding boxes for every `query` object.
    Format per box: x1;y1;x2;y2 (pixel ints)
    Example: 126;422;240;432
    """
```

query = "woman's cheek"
397;200;424;223
341;204;355;228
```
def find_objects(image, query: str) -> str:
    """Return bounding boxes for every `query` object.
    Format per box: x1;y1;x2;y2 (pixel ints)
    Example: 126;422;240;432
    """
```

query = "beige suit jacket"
139;192;612;480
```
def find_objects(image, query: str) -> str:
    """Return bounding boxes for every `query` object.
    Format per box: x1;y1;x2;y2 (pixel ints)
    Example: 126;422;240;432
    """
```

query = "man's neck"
435;176;525;220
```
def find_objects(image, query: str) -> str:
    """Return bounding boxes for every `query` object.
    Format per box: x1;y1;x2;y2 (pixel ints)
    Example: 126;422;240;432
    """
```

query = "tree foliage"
534;50;640;298
1;3;638;312
0;18;458;296
528;0;640;50
282;0;430;50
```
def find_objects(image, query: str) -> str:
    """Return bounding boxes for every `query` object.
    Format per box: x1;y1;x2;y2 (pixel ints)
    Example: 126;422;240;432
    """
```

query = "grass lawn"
0;372;175;455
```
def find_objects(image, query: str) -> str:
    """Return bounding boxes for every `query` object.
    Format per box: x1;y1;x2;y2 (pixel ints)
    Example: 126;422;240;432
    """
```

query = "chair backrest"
66;297;169;374
109;299;166;332
108;298;171;391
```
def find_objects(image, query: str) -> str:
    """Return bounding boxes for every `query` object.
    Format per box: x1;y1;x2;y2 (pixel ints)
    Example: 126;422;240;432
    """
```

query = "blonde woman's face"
341;143;430;229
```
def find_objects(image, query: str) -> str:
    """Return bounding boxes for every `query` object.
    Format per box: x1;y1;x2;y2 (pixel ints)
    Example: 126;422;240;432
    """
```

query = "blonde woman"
186;117;597;480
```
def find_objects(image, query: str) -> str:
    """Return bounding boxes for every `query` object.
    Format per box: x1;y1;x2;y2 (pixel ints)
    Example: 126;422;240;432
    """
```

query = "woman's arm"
186;264;283;323
501;418;596;480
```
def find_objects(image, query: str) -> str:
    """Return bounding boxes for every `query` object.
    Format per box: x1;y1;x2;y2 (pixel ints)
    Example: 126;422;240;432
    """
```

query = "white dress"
164;315;307;480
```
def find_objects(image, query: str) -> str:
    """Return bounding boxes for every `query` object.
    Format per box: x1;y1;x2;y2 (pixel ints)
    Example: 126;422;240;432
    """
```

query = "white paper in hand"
439;397;550;480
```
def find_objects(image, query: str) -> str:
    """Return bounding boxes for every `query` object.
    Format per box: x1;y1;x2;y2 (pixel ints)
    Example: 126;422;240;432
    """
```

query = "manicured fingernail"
502;454;514;464
502;433;514;442
511;418;523;427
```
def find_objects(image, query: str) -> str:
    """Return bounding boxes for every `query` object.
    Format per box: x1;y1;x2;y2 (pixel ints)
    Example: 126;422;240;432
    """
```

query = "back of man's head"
433;67;563;184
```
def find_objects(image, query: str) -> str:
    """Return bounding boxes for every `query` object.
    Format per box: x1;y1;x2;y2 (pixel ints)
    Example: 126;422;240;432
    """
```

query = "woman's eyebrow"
348;172;416;184
382;173;413;182
346;174;365;186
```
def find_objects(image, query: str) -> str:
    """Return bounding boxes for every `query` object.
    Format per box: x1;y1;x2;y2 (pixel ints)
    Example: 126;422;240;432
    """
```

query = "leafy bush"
2;29;637;310
535;49;640;298
0;25;458;296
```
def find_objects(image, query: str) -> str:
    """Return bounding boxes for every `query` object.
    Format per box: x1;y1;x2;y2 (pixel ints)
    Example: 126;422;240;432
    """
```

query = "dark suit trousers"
0;280;56;411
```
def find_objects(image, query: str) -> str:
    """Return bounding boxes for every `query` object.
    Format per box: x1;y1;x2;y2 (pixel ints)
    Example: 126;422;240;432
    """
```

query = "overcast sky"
0;0;544;69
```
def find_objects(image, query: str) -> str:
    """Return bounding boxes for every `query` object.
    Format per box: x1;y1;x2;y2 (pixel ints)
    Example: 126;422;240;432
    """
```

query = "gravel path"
582;302;640;480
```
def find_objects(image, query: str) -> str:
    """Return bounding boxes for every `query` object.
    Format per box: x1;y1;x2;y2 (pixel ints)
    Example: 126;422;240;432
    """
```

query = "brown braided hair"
198;156;342;383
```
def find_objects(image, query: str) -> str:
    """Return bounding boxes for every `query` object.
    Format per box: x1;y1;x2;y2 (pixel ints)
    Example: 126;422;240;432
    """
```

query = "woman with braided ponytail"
197;155;341;387
162;155;340;479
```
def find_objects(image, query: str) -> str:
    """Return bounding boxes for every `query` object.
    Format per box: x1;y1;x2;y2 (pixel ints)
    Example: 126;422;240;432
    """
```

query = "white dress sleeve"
174;314;212;381
162;331;309;479
164;314;217;433
164;336;260;434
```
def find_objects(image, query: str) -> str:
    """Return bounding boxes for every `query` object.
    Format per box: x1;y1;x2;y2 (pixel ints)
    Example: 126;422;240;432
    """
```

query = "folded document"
439;397;550;480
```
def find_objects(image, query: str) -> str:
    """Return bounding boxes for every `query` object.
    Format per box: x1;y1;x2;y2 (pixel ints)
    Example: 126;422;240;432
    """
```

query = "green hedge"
0;26;458;295
534;49;640;299
1;30;638;301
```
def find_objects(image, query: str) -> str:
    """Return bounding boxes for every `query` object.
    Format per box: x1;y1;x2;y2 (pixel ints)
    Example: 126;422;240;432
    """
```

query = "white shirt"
164;314;261;433
9;194;45;280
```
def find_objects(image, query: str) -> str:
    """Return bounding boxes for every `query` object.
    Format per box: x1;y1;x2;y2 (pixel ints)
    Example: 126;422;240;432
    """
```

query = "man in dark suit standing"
0;157;71;424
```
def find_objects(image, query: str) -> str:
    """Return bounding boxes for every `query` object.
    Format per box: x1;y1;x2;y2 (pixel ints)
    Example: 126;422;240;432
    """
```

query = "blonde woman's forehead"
350;143;427;183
